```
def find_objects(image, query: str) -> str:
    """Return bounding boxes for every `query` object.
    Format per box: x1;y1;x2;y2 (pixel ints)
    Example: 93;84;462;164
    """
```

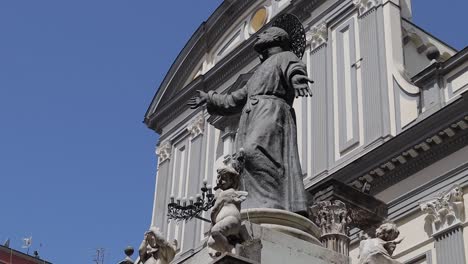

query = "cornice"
324;91;468;195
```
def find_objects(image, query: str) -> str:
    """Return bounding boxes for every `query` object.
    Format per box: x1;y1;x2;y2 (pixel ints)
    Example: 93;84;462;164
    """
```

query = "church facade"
144;0;468;263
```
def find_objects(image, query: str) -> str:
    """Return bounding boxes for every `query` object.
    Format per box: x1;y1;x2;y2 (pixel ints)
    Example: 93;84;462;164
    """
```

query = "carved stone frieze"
420;185;465;235
353;0;379;16
156;141;172;164
187;114;205;138
308;22;328;51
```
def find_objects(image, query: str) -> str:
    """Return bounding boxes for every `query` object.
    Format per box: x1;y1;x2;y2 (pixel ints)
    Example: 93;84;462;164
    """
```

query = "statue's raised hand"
291;74;313;97
188;90;208;109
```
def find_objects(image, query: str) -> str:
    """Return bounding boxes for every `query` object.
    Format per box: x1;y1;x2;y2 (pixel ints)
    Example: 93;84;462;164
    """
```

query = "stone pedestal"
174;220;349;264
240;208;322;245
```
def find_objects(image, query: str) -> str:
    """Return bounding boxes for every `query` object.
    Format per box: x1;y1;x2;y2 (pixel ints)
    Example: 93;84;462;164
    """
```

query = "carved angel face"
216;171;237;190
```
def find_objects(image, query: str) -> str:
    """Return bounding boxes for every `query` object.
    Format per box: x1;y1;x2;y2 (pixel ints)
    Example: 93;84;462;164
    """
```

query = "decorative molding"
349;115;468;193
187;114;205;138
156;141;172;164
308;22;328;51
420;185;465;236
353;0;379;16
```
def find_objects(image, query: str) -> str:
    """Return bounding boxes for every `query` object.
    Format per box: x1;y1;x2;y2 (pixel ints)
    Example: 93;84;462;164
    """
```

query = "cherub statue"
208;150;248;258
358;223;404;264
138;226;177;264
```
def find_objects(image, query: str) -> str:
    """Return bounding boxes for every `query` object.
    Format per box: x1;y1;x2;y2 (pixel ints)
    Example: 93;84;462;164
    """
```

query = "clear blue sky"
0;1;466;263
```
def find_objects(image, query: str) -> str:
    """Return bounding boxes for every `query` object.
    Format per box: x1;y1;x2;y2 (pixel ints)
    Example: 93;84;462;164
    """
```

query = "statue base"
174;219;349;264
240;208;322;246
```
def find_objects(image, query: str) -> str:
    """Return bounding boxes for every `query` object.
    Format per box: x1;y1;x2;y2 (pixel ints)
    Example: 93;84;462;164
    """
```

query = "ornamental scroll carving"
308;22;328;51
187;114;205;138
155;141;172;164
420;185;465;235
353;0;379;16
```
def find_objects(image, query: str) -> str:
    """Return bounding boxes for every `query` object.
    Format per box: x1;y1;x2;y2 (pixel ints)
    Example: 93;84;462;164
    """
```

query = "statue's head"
376;222;400;241
254;26;290;53
146;226;165;249
215;149;245;190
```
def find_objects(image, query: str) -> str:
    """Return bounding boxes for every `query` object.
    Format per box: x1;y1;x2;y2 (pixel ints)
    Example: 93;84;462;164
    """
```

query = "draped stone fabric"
206;51;307;213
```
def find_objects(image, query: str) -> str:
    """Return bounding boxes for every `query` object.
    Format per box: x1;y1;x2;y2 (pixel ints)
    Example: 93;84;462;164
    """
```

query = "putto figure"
188;14;312;214
138;226;177;264
358;223;404;264
208;151;248;258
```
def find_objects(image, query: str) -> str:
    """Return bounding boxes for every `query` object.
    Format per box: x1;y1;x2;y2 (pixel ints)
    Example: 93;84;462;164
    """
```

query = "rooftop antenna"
22;236;32;255
93;248;105;264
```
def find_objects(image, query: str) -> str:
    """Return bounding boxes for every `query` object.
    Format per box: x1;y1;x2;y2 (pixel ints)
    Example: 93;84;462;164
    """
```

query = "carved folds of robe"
206;51;307;213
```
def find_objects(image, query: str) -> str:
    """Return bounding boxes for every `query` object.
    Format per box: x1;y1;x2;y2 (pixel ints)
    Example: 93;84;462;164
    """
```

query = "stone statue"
208;151;248;258
188;16;312;214
138;226;177;264
358;223;403;264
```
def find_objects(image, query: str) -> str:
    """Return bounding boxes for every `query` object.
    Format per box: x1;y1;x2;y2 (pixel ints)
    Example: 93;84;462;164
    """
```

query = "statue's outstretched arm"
206;86;248;115
286;61;313;97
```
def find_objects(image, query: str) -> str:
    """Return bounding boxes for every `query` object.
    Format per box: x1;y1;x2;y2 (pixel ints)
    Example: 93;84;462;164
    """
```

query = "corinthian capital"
420;185;465;235
353;0;379;16
310;200;352;235
187;114;205;138
308;22;328;51
156;141;172;164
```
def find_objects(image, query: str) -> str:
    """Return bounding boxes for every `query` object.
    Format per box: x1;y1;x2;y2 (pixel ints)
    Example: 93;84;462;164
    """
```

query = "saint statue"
138;227;177;264
358;223;404;264
188;14;312;214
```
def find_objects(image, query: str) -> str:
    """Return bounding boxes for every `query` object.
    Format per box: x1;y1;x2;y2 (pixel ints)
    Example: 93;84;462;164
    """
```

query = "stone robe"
206;51;307;213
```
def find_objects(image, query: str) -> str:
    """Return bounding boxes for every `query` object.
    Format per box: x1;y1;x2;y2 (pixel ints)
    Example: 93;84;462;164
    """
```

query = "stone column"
420;185;466;264
309;200;351;256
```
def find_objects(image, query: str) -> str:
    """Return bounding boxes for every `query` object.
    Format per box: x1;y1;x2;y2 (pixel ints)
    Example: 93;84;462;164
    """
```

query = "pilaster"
307;22;329;180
